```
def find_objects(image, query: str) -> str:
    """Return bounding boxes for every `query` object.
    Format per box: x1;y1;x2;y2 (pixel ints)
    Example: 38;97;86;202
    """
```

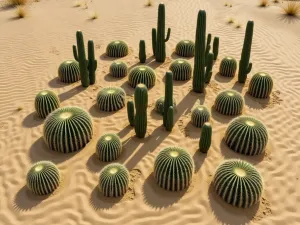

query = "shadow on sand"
58;85;85;102
22;112;44;128
89;186;123;210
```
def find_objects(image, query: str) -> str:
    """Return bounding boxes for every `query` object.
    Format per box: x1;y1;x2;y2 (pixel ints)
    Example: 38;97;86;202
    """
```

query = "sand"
0;0;300;224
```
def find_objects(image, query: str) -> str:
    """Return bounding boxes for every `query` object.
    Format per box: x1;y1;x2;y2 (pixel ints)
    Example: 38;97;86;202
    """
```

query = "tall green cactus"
127;100;134;126
166;106;174;131
139;40;146;63
205;33;211;66
134;84;148;138
152;28;156;56
213;37;219;61
238;21;254;83
199;122;212;153
88;40;97;85
163;71;173;127
205;53;214;83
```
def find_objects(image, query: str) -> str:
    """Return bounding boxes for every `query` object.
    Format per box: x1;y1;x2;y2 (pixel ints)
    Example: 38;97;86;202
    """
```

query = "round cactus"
96;133;122;162
106;40;129;58
155;97;176;115
58;60;80;83
154;147;194;191
213;159;263;208
26;161;60;195
248;72;273;99
128;65;156;88
175;40;195;57
224;116;268;155
109;61;128;78
169;59;192;81
214;90;244;116
43;106;93;153
191;105;210;128
98;163;130;197
96;87;126;112
219;57;237;77
35;90;60;118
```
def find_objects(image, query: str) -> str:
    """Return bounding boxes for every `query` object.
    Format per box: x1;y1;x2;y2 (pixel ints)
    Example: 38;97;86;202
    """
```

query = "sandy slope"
0;0;300;224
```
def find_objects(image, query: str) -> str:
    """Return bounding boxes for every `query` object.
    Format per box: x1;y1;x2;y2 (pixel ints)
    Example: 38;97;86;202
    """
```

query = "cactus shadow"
89;186;123;210
48;77;70;88
161;74;190;86
184;121;201;140
150;108;163;121
88;104;118;118
22;112;43;128
170;52;194;60
104;73;126;82
117;124;133;139
277;14;300;24
243;92;269;110
210;106;236;124
0;3;15;11
192;150;206;172
231;81;246;93
120;81;135;97
100;53;122;62
58;85;85;102
145;58;164;70
214;72;234;83
86;153;110;173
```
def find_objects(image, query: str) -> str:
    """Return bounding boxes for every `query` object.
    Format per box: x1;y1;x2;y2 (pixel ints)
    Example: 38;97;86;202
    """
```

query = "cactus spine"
139;40;146;63
213;37;219;61
134;84;148;138
238;21;254;83
88;40;97;85
199;122;212;153
163;72;173;128
127;100;135;126
166;106;174;131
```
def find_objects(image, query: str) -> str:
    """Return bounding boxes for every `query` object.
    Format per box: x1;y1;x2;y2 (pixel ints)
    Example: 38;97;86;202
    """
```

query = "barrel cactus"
199;122;212;153
248;72;273;99
96;133;122;162
214;90;244;116
154;147;194;191
110;61;128;78
219;57;237;77
155;97;176;115
175;40;195;57
96;87;126;112
58;60;80;83
35;90;60;118
98;163;130;197
169;59;192;81
191;105;210;128
43;107;93;153
224;116;268;155
106;40;129;57
213;159;263;208
128;66;156;88
26;161;60;195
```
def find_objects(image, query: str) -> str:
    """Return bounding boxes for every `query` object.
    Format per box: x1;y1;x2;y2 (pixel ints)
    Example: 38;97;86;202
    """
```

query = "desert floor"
1;0;300;224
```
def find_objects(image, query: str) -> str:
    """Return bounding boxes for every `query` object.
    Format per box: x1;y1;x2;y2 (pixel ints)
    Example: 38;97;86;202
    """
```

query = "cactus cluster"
169;59;192;81
154;147;194;191
98;163;130;197
96;133;122;162
248;72;273;99
134;84;148;138
219;57;237;77
26;161;60;195
214;90;244;116
106;40;129;58
213;159;263;208
58;60;80;83
224;116;268;155
155;97;176;115
35;90;60;118
175;40;195;57
96;87;126;112
191;105;210;128
199;122;212;153
128;66;156;88
43;106;93;153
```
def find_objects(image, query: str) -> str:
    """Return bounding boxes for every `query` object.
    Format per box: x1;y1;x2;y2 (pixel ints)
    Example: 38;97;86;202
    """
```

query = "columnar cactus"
175;40;195;57
152;28;157;56
214;90;244;116
134;84;148;138
213;159;263;208
96;133;122;162
238;21;254;83
219;57;237;77
191;105;210;128
163;71;174;127
169;59;192;81
205;33;212;66
154;147;194;191
96;87;126;112
128;66;156;88
224;116;268;155
205;52;214;83
110;61;128;78
98;163;130;197
139;40;146;63
43;107;93;153
35;90;60;118
58;60;80;83
87;40;97;85
26;161;60;195
127;100;135;126
106;40;129;58
155;97;176;115
213;37;219;61
166;106;174;131
248;72;273;99
199;122;212;153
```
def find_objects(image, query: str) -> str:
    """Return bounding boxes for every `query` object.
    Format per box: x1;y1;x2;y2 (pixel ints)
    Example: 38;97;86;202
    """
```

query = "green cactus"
166;106;174;131
191;105;210;128
134;84;148;138
224;116;268;155
205;52;214;83
43;107;93;153
213;159;263;208
88;40;97;85
238;21;254;83
155;97;176;115
152;28;157;56
128;65;156;88
214;90;244;116
205;33;212;66
98;163;130;197
199;122;212;153
110;61;128;78
127;100;135;126
219;57;237;77
58;60;80;83
26;161;60;195
175;40;195;57
248;72;273;99
96;133;122;162
154;147;194;191
35;90;60;119
139;40;146;63
106;40;129;57
96;87;126;112
169;59;192;81
213;37;219;61
163;72;173;127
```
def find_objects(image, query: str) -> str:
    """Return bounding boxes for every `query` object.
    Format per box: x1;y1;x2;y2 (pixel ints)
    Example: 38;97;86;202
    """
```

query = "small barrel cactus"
128;66;156;88
219;57;237;77
58;60;80;83
248;72;273;99
98;163;130;197
213;159;263;208
154;147;194;191
96;133;122;162
110;61;128;78
43;107;93;153
106;40;129;58
96;87;126;112
175;40;195;57
26;161;60;195
155;97;176;115
191;105;210;128
199;122;212;153
35;90;60;118
214;90;244;116
224;116;268;155
169;59;192;81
